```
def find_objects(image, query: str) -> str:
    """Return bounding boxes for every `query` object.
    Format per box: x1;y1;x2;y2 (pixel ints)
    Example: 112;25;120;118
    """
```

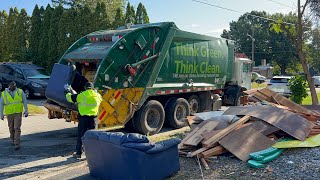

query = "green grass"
251;82;267;89
302;92;320;105
148;127;190;142
28;104;47;114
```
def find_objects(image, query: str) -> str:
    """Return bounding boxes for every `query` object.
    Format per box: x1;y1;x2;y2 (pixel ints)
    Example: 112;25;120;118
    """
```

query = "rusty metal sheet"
223;106;315;141
219;126;275;161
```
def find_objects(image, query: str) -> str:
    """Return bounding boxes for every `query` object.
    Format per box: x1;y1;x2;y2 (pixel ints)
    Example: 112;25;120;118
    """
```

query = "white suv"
267;76;292;97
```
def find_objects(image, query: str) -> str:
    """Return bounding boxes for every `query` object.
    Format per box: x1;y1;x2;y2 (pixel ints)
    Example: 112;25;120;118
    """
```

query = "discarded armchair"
82;130;181;180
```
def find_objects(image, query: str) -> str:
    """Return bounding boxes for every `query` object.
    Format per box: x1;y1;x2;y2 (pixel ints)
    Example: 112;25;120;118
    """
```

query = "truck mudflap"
97;88;144;128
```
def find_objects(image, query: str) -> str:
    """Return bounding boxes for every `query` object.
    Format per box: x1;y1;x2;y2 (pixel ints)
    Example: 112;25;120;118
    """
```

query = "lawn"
251;82;267;89
28;104;47;114
302;92;320;105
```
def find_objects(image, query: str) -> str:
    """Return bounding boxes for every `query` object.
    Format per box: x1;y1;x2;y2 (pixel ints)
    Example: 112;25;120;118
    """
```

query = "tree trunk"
297;0;318;105
280;64;286;75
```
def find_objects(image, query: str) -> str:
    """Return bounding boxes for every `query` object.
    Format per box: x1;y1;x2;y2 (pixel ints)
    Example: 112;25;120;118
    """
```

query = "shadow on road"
0;127;78;178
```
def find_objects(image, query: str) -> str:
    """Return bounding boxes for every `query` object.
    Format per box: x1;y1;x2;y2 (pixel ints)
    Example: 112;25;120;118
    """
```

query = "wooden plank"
202;130;221;142
189;147;209;157
219;126;275;161
223;106;315;141
200;145;226;158
202;115;251;147
178;127;200;149
184;121;219;146
201;158;210;170
249;121;279;135
259;88;317;116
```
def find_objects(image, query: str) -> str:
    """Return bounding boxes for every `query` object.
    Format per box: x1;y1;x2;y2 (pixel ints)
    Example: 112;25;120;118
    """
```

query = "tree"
125;2;135;24
272;0;319;105
30;5;42;64
221;11;297;74
92;2;110;31
48;5;64;70
38;5;53;69
15;8;30;62
135;3;149;24
0;11;8;61
113;7;124;28
6;7;19;61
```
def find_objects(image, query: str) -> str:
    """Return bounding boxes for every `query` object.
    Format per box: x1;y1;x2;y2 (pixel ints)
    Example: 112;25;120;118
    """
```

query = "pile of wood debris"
178;88;320;170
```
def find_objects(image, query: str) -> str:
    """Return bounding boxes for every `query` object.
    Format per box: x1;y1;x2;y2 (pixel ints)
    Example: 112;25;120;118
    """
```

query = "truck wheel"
188;95;200;115
166;98;190;129
134;100;165;135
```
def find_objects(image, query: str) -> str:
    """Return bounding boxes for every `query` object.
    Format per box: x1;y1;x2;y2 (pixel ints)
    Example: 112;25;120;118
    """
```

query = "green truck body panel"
58;22;235;108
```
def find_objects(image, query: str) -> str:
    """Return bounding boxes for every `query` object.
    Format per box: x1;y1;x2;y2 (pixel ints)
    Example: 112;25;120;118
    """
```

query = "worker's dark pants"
76;115;95;155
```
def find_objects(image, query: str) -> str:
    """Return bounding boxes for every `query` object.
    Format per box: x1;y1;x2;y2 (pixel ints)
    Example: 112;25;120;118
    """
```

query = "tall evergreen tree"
6;7;19;61
15;9;29;62
30;5;42;64
0;11;8;61
135;3;149;24
48;5;64;70
113;7;124;28
38;5;53;69
125;2;135;24
93;2;110;31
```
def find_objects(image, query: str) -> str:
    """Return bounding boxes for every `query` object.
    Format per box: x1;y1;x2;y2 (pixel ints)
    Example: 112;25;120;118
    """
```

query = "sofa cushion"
122;142;155;152
146;138;181;154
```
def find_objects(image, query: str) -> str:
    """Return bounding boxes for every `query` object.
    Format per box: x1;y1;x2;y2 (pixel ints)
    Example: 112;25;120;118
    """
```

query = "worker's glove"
1;115;4;120
64;84;72;93
24;112;28;118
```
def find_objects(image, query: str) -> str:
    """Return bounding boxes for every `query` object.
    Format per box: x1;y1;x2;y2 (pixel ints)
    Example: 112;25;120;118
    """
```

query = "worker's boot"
14;145;20;150
72;152;81;159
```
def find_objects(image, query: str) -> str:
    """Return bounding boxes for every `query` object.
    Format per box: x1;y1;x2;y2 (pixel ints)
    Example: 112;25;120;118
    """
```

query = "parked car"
251;72;266;84
267;76;292;97
0;63;50;98
313;76;320;87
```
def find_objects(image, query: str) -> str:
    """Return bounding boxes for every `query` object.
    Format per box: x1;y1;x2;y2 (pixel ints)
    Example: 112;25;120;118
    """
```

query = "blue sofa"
82;130;181;180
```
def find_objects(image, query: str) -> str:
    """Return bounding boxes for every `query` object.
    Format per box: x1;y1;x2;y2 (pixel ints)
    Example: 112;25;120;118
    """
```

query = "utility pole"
247;27;255;66
251;28;255;66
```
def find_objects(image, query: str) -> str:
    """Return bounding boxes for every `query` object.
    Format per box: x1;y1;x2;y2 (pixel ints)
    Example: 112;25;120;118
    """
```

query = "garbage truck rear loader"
45;22;251;135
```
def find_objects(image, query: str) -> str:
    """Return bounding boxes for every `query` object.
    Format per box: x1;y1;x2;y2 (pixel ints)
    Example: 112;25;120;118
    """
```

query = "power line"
265;0;296;9
192;0;297;26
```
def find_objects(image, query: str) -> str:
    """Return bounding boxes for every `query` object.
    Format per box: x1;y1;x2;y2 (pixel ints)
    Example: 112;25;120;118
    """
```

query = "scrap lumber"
200;145;226;158
202;130;222;142
178;127;200;149
184;121;219;146
190;147;209;157
219;126;275;161
223;106;315;141
202;115;251;148
200;158;210;170
259;88;318;116
249;121;279;136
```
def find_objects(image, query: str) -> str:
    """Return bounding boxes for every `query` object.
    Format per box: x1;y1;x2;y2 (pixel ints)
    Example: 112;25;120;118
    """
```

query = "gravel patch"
169;147;320;179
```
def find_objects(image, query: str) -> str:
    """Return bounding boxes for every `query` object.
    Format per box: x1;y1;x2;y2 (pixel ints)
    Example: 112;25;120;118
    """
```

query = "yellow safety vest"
2;89;24;115
66;89;102;116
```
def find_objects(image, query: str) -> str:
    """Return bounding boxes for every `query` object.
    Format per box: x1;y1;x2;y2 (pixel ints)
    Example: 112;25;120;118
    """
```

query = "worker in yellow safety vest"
0;81;28;150
65;82;102;158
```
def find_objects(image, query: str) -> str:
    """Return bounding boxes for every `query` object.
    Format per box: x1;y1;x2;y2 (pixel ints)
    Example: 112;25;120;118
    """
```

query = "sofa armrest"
146;138;181;154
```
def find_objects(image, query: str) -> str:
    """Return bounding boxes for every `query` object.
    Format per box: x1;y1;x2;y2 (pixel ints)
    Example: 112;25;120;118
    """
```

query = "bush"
288;75;308;104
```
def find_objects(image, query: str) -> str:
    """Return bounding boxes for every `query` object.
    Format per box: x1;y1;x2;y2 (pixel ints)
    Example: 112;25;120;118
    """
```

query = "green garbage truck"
44;22;252;135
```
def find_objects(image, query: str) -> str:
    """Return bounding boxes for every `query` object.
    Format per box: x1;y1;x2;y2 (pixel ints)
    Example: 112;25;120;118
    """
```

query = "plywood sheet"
219;126;275;161
184;121;219;146
223;106;315;140
250;121;279;135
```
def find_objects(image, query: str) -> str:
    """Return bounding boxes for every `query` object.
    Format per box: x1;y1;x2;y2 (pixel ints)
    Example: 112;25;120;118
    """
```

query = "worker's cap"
84;82;94;89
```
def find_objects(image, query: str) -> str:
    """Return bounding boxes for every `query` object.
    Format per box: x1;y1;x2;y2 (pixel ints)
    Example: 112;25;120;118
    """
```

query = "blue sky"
0;0;295;37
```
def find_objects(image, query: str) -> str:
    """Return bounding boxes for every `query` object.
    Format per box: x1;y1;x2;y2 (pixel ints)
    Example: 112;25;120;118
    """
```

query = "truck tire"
166;98;190;129
134;100;165;135
188;95;200;115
